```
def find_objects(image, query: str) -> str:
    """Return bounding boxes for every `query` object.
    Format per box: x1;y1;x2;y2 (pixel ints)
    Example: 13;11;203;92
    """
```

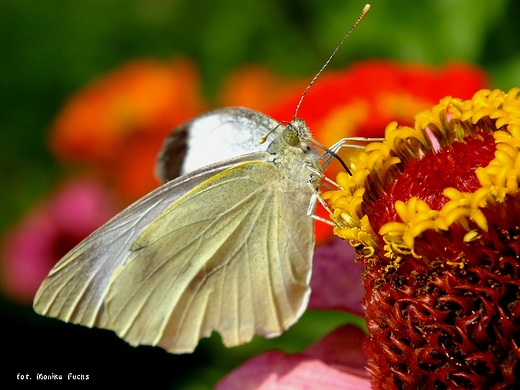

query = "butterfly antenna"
293;4;370;120
259;123;283;144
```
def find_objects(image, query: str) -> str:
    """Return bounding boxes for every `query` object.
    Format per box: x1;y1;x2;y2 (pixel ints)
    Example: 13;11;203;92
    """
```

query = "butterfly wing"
105;160;314;353
34;154;315;354
33;154;266;328
156;107;280;182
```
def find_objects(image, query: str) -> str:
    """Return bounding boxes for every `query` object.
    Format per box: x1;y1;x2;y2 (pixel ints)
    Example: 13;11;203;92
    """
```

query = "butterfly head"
284;118;313;143
267;118;316;156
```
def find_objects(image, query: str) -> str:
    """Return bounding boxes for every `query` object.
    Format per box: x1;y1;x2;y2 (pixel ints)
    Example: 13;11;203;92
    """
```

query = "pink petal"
1;178;116;302
1;208;57;302
51;178;116;234
216;350;371;390
305;324;369;379
310;237;364;316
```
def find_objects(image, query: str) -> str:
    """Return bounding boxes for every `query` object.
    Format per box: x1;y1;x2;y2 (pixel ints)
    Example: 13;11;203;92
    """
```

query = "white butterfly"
34;107;332;354
34;4;372;354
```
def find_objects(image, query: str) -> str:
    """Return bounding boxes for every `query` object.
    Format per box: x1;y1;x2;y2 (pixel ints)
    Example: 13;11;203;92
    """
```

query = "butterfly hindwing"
105;160;314;353
156;107;280;182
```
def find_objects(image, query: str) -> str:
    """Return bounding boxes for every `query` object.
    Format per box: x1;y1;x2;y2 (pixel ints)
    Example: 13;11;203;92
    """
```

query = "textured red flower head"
325;88;520;388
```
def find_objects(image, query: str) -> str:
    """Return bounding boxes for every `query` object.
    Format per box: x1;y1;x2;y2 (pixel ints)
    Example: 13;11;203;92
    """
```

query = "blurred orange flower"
50;58;206;203
219;64;307;111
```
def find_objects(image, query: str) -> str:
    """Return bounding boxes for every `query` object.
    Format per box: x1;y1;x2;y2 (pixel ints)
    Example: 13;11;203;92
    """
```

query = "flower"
217;324;370;390
1;178;116;303
325;88;520;388
50;58;206;203
309;237;364;315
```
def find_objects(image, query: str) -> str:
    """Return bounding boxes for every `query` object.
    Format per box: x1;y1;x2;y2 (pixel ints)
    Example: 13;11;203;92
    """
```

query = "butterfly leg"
305;173;335;226
319;137;383;169
306;165;340;189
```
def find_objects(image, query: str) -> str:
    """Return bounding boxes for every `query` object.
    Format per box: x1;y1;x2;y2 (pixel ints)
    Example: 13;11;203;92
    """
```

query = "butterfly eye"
282;128;299;146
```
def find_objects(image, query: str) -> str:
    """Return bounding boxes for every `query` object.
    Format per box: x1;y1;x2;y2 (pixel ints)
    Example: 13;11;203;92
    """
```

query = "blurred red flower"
264;60;487;143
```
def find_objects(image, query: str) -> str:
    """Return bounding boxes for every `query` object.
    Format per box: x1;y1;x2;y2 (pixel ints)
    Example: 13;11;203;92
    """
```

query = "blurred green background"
2;0;519;388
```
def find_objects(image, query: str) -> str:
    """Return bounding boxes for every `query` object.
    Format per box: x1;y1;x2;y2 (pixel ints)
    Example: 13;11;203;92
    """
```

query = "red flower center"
369;131;496;234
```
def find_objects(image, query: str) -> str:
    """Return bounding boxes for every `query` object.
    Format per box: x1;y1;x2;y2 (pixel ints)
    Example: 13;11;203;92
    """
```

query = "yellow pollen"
463;229;481;242
445;260;466;269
